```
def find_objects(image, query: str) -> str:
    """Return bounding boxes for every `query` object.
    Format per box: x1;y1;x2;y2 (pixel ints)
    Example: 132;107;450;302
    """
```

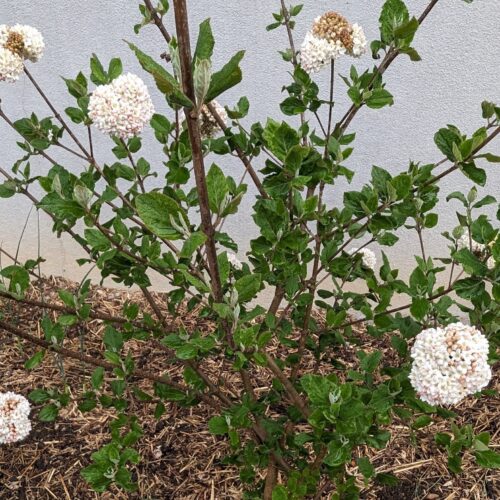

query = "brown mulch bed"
0;277;498;499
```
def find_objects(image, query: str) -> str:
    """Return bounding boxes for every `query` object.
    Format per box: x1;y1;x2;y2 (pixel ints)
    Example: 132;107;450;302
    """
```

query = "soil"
0;277;498;499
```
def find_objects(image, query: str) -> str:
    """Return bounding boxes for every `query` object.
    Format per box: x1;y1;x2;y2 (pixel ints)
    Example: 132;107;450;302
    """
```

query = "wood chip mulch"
0;277;498;499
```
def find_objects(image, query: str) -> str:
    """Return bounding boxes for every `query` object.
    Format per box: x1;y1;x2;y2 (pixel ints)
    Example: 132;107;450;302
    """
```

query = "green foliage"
0;0;498;498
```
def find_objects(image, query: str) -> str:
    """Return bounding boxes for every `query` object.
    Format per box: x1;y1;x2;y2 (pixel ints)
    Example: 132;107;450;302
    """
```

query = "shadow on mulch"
0;277;498;499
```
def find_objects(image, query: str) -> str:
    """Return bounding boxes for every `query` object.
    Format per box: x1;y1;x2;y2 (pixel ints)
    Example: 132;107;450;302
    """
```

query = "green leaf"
357;457;375;478
394;17;419;39
235;274;261;302
461;162;486;186
1;265;30;294
454;248;488;277
208;415;229;435
180;232;207;258
300;374;339;406
90;53;107;85
193;59;212;105
103;326;124;352
176;344;198;360
475;450;500;468
81;464;110;492
412;415;432;429
24;350;45;370
29;389;51;403
365;88;394;109
65;107;86;124
206;164;229;214
280;96;307;116
324;441;351;467
473;195;496;209
379;0;409;44
360;351;382;373
38;193;86;220
136;192;187;240
206;50;245;102
194;19;215;62
128;42;192;108
434;126;461;161
448;454;462;474
0;179;16;198
410;297;430;320
453;277;485;299
91;367;105;390
39;404;59;422
272;485;289;500
108;58;123;80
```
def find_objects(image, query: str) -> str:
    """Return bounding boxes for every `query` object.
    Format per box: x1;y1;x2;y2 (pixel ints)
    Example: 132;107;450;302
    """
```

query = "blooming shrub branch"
0;0;499;498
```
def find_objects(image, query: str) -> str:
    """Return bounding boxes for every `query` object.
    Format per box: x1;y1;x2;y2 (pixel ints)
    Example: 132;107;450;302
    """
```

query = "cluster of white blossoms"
457;232;496;270
350;247;377;271
179;101;228;140
0;392;32;444
409;323;492;406
227;252;243;271
0;24;44;82
88;73;155;140
199;101;228;139
299;12;367;74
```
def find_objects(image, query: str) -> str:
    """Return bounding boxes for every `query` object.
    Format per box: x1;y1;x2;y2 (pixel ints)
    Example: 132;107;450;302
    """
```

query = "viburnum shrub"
0;0;499;497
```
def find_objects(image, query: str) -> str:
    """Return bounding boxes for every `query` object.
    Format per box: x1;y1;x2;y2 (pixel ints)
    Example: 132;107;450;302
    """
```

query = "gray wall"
0;0;499;290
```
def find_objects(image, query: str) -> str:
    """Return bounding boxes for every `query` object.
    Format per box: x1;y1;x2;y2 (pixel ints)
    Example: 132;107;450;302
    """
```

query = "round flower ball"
10;24;45;62
88;73;155;140
299;12;367;74
178;100;228;139
199;101;228;139
409;323;492;406
0;392;32;444
349;247;376;271
0;24;44;64
0;46;24;82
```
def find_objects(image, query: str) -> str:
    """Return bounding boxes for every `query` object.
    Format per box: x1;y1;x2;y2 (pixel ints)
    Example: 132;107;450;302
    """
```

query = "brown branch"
418;0;440;24
0;289;150;327
279;0;307;144
143;0;172;43
205;102;267;198
264;353;310;418
423;125;500;187
24;67;90;159
173;0;224;307
0;318;215;403
0;247;42;280
142;0;267;199
338;284;455;330
263;455;278;500
280;0;298;65
336;0;441;136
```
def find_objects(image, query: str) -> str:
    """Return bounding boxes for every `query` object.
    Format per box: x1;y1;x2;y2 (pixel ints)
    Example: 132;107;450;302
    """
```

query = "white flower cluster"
227;252;243;271
299;32;345;74
0;392;32;444
299;12;367;74
350;247;377;271
178;100;228;140
0;24;44;83
350;24;367;58
0;47;23;83
88;73;155;140
457;232;496;270
409;323;492;406
200;101;228;139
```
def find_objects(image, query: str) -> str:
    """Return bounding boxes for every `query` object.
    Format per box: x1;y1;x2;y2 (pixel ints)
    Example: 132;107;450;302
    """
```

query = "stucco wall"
0;0;499;290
